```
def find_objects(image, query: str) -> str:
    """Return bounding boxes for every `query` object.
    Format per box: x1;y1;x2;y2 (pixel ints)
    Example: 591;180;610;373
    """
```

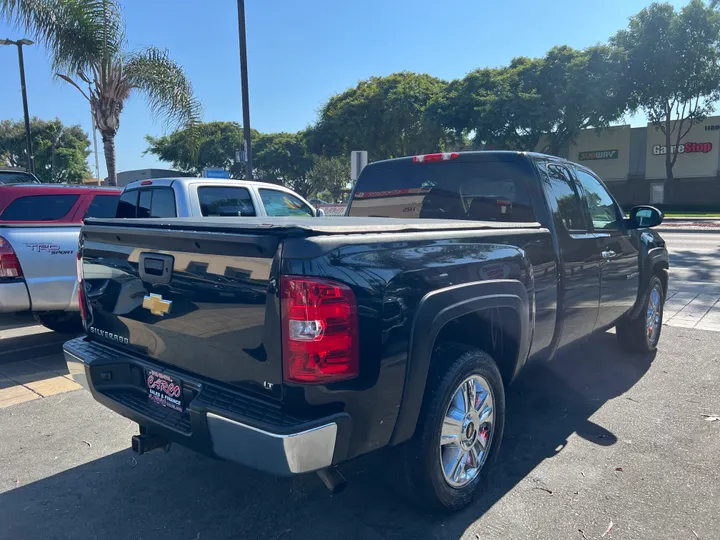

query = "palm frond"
125;46;202;129
0;0;125;74
56;73;90;100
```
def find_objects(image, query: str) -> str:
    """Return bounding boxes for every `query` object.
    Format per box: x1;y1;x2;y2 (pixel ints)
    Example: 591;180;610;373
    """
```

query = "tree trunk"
664;126;674;206
102;131;117;186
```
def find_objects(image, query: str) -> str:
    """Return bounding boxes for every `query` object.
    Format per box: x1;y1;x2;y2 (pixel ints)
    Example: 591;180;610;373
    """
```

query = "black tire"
616;275;664;353
401;343;505;512
33;312;84;334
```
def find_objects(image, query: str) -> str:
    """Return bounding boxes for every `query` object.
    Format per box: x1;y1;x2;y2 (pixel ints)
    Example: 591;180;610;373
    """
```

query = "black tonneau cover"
84;216;542;236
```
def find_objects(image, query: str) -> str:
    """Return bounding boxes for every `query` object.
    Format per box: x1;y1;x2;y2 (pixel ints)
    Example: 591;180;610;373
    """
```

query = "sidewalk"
665;280;720;332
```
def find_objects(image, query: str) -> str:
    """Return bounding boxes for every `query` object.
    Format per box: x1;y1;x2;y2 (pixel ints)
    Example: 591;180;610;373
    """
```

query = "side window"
574;168;621;231
259;189;314;217
138;190;151;218
85;195;119;218
198;186;256;217
116;190;138;218
542;164;587;233
150;188;177;218
0;195;79;221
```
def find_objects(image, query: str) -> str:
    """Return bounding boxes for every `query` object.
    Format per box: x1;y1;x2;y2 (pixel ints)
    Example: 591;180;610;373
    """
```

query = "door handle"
601;250;617;260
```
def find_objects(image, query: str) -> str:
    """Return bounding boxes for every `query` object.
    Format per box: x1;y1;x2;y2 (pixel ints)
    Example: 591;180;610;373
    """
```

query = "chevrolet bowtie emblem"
142;293;172;316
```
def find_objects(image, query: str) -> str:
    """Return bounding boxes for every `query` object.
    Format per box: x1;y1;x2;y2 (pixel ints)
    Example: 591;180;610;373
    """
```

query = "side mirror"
628;205;663;229
316;208;325;217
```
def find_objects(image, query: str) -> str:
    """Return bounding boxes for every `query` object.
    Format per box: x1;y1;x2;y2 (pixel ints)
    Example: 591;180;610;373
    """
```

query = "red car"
0;184;121;224
0;184;121;332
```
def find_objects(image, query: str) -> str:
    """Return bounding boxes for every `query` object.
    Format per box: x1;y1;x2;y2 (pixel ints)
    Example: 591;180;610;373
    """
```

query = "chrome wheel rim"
646;284;662;346
439;375;495;488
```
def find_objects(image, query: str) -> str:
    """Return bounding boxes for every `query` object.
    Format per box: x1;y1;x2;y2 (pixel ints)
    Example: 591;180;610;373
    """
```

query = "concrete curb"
656;228;720;234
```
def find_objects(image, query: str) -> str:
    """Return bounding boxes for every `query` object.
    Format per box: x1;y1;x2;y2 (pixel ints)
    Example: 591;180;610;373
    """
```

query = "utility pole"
1;38;34;174
237;0;253;179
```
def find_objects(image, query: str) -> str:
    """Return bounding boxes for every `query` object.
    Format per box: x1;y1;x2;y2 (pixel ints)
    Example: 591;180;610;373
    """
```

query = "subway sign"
578;149;618;161
652;142;713;155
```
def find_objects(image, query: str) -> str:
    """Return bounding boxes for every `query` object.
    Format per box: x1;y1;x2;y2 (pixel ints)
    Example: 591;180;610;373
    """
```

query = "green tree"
146;121;257;178
307;156;350;202
254;131;315;197
612;1;720;181
536;45;627;155
311;72;454;160
0;117;91;183
0;0;201;185
434;47;626;154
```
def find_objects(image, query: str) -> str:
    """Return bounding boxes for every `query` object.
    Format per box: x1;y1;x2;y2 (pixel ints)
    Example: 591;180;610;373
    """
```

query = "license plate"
145;369;183;412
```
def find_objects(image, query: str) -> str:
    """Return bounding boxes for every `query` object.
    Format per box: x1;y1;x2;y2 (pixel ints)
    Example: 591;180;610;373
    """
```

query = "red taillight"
281;275;359;383
0;236;22;278
141;180;153;185
412;152;460;163
76;248;87;321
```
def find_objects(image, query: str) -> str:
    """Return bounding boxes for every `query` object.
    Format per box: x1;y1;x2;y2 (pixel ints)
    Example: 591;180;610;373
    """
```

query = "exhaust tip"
316;467;347;496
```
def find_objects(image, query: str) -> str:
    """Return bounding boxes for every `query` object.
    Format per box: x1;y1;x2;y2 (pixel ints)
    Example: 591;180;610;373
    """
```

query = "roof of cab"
0;184;121;194
122;176;286;191
365;150;570;168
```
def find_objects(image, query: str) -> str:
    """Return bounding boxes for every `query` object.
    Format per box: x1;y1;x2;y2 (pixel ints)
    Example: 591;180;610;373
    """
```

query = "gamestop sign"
652;142;713;155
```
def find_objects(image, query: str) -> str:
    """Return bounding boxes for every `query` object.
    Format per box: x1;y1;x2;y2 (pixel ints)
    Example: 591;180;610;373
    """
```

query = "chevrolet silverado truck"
0;184;120;332
116;177;323;218
63;151;668;511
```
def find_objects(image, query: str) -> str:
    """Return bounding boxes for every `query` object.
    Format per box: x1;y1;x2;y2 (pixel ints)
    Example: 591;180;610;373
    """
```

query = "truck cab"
116;178;320;219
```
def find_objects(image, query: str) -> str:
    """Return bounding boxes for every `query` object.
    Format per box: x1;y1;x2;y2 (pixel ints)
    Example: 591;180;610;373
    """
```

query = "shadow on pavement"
0;331;655;540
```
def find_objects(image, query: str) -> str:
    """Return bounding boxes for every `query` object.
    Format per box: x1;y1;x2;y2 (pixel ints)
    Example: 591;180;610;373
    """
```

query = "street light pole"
0;38;35;175
236;0;253;179
16;42;34;175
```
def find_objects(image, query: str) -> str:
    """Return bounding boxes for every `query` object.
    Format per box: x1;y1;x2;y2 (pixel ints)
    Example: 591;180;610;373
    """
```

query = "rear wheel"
33;312;83;334
401;344;505;511
616;275;664;353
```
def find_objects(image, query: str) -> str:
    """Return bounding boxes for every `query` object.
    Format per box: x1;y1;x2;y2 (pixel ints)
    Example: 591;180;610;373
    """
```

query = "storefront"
567;116;720;211
569;124;631;182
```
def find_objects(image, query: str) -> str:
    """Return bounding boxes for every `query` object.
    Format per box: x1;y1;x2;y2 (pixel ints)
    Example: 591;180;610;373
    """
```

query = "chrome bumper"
206;413;337;474
63;337;342;475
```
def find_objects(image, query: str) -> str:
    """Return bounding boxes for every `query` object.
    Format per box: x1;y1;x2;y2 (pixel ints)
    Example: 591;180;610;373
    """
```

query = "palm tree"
0;0;201;185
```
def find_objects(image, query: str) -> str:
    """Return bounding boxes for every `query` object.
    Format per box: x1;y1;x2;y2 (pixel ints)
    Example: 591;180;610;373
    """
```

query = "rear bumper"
63;337;350;475
0;280;30;313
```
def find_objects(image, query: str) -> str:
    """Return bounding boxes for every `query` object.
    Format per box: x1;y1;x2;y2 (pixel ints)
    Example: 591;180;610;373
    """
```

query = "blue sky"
0;0;686;178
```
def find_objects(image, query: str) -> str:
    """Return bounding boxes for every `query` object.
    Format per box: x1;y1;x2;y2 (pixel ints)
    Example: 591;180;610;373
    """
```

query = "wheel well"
433;308;520;386
653;262;669;295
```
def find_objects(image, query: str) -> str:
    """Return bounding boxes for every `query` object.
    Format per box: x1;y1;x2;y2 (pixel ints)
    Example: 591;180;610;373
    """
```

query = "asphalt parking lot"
1;231;719;540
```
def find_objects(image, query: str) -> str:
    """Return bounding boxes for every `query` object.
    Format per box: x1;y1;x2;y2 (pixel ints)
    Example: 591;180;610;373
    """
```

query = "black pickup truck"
64;151;668;511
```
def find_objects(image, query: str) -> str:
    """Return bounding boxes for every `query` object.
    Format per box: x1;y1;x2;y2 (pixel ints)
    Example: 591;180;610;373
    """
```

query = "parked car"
116;177;322;218
64;151;668;511
0;184;121;332
0;169;41;185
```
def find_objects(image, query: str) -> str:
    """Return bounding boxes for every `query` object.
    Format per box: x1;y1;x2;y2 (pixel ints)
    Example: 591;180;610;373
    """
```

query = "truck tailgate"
0;224;80;311
81;223;283;397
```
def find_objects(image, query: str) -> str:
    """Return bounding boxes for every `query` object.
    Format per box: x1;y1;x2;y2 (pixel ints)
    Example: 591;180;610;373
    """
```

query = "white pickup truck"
117;177;322;218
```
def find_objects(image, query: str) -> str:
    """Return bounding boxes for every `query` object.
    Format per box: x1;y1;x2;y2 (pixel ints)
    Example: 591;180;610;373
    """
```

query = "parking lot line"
24;376;82;397
0;384;40;408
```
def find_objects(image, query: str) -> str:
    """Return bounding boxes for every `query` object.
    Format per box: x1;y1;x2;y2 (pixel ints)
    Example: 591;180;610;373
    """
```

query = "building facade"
544;116;720;211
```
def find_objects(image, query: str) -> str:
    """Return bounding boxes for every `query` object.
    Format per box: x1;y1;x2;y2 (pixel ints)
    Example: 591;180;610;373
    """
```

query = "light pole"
0;38;35;175
236;0;253;179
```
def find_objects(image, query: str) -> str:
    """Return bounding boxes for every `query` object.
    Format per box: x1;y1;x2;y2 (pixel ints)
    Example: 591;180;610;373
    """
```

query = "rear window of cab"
349;160;536;222
0;194;79;221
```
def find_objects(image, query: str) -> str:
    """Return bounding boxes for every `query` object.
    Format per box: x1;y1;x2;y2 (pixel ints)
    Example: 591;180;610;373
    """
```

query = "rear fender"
389;279;531;445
